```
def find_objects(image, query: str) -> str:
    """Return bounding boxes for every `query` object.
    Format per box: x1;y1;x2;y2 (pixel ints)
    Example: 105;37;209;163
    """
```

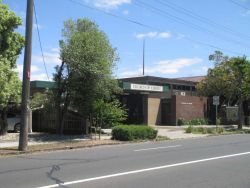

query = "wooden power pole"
19;0;34;151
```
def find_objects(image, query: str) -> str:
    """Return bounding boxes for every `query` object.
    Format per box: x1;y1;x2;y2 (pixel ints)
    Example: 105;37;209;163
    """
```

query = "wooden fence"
32;109;87;134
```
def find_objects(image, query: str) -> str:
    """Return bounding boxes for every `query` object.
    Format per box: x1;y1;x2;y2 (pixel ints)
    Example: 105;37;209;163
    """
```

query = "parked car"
7;113;21;132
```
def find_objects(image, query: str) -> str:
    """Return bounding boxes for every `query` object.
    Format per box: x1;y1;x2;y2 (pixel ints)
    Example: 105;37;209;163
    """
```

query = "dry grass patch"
0;139;122;157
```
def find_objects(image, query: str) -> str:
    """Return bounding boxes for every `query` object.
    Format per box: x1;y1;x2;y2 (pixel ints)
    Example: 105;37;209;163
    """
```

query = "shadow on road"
46;165;70;188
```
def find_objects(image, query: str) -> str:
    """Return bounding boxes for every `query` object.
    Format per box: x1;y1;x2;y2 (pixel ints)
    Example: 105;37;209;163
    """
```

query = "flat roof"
30;80;57;89
175;76;205;82
118;76;199;85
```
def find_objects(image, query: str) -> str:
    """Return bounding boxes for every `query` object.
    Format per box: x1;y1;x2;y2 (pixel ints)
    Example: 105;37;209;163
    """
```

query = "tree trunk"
59;93;69;135
55;61;65;135
56;105;62;135
0;108;8;136
238;98;243;130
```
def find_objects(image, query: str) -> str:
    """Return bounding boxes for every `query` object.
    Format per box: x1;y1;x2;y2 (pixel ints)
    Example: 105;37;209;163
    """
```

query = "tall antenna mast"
143;38;145;76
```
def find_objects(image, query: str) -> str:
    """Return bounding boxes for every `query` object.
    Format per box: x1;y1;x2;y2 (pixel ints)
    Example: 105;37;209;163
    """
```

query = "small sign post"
213;96;220;131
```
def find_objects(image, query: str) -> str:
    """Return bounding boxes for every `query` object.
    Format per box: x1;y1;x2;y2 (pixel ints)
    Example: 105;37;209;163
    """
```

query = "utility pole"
142;39;145;76
19;0;34;151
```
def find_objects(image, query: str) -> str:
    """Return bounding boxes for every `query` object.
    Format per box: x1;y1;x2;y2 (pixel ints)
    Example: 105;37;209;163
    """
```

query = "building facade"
118;76;207;126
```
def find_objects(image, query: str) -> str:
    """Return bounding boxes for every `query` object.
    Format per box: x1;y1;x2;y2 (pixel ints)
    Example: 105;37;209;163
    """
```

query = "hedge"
178;118;209;126
112;125;158;141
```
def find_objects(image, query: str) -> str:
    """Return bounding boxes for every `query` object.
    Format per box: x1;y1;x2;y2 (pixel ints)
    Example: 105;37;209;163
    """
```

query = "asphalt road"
1;134;250;188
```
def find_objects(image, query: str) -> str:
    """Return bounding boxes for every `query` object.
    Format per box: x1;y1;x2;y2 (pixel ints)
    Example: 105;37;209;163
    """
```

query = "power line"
33;1;50;81
228;0;250;10
134;0;250;49
67;0;158;31
155;0;250;41
65;0;245;56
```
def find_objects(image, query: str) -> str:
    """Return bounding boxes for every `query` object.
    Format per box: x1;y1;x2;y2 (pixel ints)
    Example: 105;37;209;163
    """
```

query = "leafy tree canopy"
0;1;24;134
53;18;125;134
197;51;250;129
59;18;120;117
197;53;250;105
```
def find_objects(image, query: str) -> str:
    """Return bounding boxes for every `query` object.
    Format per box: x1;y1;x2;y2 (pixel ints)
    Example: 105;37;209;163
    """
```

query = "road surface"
0;134;250;188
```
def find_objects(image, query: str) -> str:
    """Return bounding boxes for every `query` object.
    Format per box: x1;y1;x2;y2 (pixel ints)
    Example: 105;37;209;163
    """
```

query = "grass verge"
0;139;121;158
185;125;250;135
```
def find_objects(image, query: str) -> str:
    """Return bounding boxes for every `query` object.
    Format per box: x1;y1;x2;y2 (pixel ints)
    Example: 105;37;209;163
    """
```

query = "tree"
30;89;53;110
54;18;123;134
197;51;250;129
0;2;24;135
208;50;228;66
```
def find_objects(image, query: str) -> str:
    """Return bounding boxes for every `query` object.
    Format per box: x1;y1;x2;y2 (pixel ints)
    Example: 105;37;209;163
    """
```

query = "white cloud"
188;66;211;76
122;10;129;15
15;64;40;74
120;58;202;77
176;33;185;40
120;70;141;77
51;48;60;53
86;0;131;10
135;32;171;39
19;23;43;31
158;32;171;38
15;64;46;80
146;58;202;74
33;23;43;29
32;51;61;65
31;73;49;81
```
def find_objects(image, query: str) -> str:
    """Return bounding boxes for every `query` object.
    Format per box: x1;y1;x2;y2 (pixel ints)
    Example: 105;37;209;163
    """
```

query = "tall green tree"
54;18;123;134
197;51;250;129
0;2;24;135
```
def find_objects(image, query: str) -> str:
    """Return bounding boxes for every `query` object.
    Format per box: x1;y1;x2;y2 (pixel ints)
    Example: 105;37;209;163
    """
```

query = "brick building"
30;76;208;127
118;76;207;126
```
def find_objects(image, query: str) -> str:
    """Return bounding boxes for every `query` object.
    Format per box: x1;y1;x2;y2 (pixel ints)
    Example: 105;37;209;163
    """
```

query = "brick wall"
173;95;207;125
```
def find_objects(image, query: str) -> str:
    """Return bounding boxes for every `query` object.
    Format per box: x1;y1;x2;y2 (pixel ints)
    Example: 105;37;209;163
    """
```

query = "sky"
3;0;250;81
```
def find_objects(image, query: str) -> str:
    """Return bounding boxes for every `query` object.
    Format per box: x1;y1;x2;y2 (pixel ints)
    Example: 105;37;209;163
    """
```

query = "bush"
177;118;185;126
216;118;221;125
185;125;193;133
186;118;209;126
92;99;127;129
178;118;209;126
112;125;158;141
207;128;215;134
185;126;224;135
190;127;207;134
217;127;224;134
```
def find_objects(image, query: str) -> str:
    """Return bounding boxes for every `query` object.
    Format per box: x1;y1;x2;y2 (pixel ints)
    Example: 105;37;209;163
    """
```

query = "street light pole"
19;0;34;151
142;39;145;76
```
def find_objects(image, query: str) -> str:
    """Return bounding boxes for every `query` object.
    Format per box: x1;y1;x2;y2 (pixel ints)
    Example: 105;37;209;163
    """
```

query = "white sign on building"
131;83;163;92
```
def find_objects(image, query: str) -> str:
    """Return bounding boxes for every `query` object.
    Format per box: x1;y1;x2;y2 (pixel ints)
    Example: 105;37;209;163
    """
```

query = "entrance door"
123;94;144;124
161;99;172;125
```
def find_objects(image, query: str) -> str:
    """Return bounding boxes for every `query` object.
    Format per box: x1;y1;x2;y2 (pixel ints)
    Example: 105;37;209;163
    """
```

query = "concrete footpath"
155;126;207;139
0;126;206;148
0;133;90;148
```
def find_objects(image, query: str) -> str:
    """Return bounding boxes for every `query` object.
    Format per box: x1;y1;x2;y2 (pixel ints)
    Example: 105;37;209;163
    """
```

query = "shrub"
112;125;158;141
216;118;221;125
177;118;185;126
207;128;215;134
92;99;127;129
217;127;224;134
185;125;193;133
191;127;207;134
199;127;207;134
186;118;209;126
186;126;224;135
